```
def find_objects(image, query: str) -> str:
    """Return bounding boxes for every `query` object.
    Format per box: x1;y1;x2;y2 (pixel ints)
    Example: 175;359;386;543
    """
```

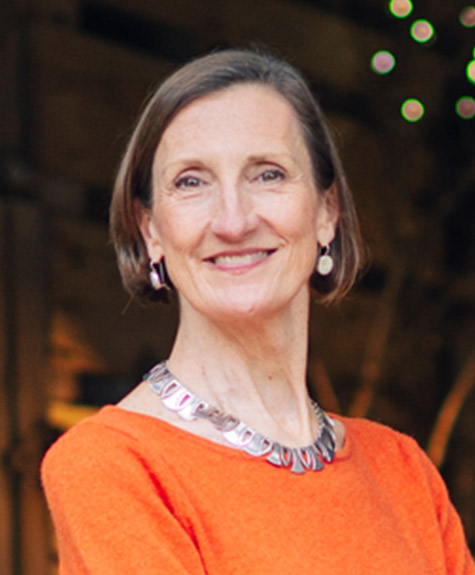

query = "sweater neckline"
94;404;352;463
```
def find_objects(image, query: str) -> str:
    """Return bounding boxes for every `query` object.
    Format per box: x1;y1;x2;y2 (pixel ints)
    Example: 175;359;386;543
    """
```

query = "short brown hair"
110;48;363;303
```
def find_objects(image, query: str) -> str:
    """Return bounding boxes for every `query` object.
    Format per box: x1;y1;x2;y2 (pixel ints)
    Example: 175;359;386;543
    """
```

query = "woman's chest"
164;458;445;575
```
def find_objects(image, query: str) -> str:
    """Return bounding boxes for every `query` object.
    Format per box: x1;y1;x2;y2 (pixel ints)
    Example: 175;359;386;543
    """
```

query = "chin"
203;298;263;319
202;288;302;322
180;279;310;323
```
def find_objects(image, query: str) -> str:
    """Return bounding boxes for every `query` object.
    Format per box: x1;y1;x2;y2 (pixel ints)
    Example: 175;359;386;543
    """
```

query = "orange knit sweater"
42;406;474;574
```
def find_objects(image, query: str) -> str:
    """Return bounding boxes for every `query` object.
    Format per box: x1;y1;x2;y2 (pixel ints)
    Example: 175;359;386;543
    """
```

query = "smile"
209;250;274;267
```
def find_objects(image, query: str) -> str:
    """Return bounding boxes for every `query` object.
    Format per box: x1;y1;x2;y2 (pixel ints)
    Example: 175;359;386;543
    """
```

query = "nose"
210;182;258;241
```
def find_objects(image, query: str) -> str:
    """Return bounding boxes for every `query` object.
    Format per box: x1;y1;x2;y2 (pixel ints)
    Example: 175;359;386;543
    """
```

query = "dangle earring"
149;259;170;291
316;245;334;276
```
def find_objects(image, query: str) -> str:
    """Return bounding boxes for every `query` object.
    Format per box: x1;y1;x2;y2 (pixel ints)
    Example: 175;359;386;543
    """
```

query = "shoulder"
347;415;441;470
343;415;422;455
339;415;449;506
41;406;171;497
340;417;475;568
43;407;138;467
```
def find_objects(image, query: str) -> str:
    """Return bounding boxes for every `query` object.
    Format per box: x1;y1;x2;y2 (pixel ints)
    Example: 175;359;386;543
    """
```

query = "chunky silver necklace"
145;361;336;474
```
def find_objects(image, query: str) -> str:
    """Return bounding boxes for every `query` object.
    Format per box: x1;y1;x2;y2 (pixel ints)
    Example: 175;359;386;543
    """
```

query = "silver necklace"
145;361;336;474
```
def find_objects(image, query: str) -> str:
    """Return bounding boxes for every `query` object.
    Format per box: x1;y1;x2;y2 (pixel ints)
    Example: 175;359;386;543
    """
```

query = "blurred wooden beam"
0;199;51;575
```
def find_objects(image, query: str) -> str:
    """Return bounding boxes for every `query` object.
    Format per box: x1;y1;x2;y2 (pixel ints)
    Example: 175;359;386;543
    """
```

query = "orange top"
42;406;474;575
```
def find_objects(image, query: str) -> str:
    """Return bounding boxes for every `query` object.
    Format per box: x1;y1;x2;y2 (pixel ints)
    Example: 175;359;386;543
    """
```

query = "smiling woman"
41;49;475;575
136;84;333;320
110;49;361;305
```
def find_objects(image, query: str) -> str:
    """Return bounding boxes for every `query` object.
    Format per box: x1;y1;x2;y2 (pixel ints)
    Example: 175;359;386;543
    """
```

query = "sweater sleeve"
426;461;475;574
404;436;475;575
41;421;206;575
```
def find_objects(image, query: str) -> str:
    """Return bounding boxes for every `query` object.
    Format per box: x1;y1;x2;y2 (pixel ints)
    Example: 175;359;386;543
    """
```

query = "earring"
316;245;334;276
149;259;170;291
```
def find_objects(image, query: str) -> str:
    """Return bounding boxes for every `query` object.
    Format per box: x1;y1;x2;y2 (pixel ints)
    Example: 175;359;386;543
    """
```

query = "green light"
410;20;435;43
389;0;413;18
456;96;475;119
371;51;396;74
467;60;475;84
401;99;425;122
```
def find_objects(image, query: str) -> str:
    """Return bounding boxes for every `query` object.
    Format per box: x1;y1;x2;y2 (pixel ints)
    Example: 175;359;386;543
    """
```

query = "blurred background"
1;0;474;573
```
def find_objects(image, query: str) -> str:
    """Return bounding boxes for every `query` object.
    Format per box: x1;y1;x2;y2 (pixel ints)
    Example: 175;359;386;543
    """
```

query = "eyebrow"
244;152;297;164
158;151;297;175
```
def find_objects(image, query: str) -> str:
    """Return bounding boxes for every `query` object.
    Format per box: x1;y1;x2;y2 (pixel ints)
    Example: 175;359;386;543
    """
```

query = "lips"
207;249;275;267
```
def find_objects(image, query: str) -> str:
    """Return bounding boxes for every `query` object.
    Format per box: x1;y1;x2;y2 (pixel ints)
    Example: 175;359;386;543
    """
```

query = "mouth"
207;249;275;267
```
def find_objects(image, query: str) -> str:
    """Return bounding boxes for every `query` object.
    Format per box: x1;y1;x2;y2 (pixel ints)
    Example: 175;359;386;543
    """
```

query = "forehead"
156;84;307;158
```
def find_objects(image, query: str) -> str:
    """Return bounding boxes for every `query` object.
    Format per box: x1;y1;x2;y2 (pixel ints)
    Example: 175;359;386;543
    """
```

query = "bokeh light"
389;0;413;18
459;6;475;27
371;50;396;74
466;60;475;83
456;96;475;118
401;99;425;122
410;20;435;43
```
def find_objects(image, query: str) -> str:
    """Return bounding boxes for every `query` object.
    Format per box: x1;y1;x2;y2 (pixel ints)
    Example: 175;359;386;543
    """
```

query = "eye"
257;169;285;183
174;175;203;189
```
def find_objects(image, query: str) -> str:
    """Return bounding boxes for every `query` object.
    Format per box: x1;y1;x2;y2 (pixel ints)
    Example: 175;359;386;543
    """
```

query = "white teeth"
213;251;269;265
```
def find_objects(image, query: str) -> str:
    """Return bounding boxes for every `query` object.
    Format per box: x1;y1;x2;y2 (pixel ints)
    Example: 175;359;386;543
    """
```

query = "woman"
42;49;474;574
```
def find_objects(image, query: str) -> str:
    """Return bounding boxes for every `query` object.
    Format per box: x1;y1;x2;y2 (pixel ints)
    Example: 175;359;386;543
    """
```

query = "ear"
134;198;164;263
315;183;340;247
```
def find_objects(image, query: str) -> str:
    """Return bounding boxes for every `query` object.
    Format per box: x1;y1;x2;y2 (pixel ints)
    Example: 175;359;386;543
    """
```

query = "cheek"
265;194;319;240
153;203;206;255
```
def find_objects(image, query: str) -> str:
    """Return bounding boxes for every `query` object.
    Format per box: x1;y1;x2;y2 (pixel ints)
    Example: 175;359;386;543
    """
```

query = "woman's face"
138;84;338;321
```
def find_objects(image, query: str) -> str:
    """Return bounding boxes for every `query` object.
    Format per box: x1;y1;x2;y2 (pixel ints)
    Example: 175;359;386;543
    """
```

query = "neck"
167;294;316;445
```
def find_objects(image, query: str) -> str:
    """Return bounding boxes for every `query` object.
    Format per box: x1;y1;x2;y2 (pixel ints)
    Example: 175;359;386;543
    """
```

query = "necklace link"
145;361;336;474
